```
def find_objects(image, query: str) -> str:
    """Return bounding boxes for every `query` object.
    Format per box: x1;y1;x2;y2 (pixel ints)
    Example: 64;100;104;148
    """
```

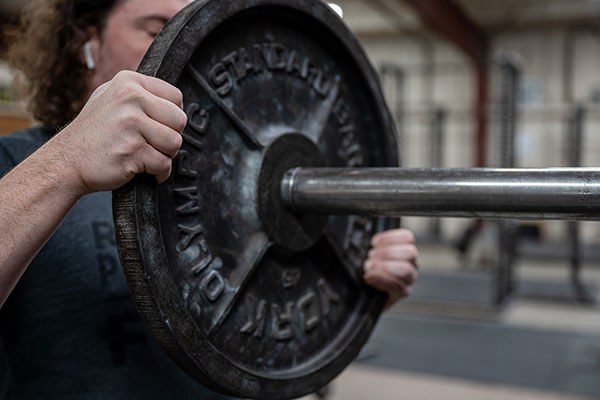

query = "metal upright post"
380;64;405;163
429;107;447;241
496;59;520;306
565;104;594;303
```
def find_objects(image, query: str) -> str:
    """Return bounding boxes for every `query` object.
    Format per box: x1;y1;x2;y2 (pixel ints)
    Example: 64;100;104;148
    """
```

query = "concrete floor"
301;242;600;400
303;366;595;400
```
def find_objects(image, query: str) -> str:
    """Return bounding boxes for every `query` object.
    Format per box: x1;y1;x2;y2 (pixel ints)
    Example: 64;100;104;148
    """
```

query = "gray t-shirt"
0;127;231;400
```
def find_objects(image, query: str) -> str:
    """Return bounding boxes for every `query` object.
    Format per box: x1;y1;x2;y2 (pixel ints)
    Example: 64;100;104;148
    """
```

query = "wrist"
37;134;91;200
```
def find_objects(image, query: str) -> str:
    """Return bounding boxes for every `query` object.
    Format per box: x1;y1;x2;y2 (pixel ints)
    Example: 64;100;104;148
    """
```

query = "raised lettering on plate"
270;302;294;341
177;223;204;252
200;269;225;302
176;223;214;275
209;62;234;96
297;290;320;332
317;278;341;316
174;186;201;216
240;296;268;338
187;103;210;134
176;150;198;178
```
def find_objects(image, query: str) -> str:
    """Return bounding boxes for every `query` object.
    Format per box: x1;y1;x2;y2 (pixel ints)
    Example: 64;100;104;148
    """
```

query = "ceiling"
1;0;599;35
456;0;600;30
335;0;421;36
335;0;600;36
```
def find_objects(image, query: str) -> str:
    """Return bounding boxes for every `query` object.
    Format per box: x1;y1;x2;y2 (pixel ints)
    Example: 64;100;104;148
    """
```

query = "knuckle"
372;234;386;247
175;110;188;132
112;71;132;88
371;234;381;246
160;130;182;156
116;70;136;81
402;229;416;243
117;110;143;132
124;160;143;177
173;88;184;104
117;81;143;103
122;137;144;157
370;261;381;270
160;156;172;172
116;116;130;132
126;86;145;104
406;244;419;259
410;268;419;282
164;164;173;181
377;249;391;260
172;132;184;151
399;264;417;283
111;71;125;84
378;247;389;256
124;110;144;128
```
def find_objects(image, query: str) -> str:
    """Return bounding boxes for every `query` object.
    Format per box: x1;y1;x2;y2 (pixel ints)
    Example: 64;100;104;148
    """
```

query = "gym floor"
303;243;600;400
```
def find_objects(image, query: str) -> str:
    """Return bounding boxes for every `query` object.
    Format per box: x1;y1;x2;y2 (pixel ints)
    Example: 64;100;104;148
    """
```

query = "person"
0;0;419;398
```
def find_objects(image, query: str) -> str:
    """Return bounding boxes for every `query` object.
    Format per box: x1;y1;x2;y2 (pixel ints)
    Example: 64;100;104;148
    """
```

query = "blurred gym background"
0;0;599;399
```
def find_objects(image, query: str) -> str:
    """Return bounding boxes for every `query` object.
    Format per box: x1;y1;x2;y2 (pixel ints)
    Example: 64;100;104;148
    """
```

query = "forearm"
0;72;186;308
0;141;84;307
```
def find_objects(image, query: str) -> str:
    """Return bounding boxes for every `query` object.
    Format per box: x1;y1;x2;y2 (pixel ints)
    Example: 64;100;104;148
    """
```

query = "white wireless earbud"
83;41;96;70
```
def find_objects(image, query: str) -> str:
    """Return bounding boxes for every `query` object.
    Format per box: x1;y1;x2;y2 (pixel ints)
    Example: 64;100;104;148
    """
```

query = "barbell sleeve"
281;167;600;221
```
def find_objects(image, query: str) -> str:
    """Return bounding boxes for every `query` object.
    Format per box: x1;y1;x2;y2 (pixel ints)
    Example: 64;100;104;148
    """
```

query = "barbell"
112;0;600;399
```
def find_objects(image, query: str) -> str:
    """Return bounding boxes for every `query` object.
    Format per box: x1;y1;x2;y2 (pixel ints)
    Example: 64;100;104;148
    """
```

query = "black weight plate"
113;1;399;399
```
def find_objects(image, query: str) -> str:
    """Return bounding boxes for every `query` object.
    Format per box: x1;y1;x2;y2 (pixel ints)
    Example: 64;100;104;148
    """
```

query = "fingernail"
364;260;374;271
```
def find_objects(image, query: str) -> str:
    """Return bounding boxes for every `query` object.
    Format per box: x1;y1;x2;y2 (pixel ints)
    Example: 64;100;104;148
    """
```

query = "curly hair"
6;0;121;130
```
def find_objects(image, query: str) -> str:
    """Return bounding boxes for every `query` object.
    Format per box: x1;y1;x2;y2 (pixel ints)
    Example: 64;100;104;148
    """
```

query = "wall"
358;27;600;243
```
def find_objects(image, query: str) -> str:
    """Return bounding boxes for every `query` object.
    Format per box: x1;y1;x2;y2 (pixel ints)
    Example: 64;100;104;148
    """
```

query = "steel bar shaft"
281;168;600;221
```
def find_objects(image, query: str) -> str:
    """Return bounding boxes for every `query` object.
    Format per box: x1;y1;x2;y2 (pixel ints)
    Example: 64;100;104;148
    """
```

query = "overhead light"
328;3;344;18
